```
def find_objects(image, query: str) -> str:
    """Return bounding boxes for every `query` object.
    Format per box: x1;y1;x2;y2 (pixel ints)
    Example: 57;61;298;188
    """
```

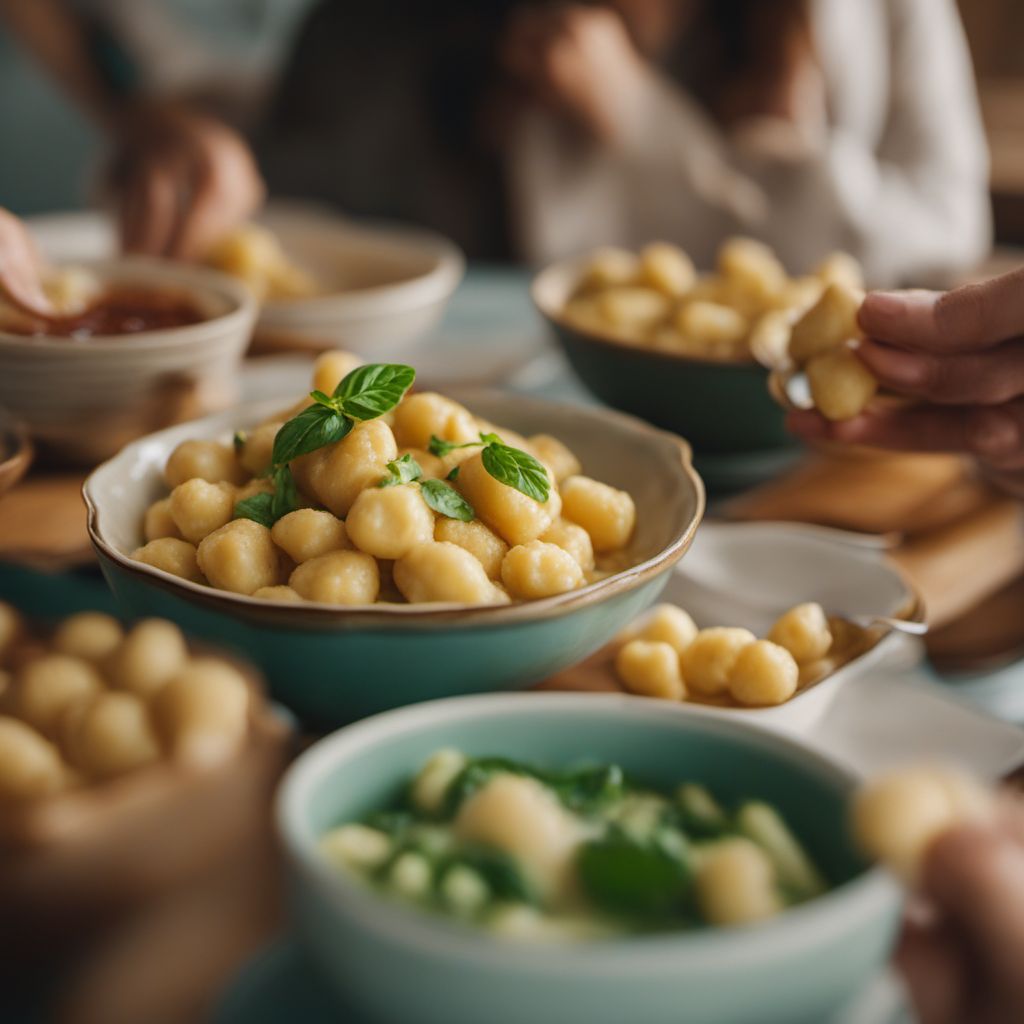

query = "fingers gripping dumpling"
197;520;281;595
164;439;246;487
501;540;584;600
560;476;635;553
394;542;507;605
289;550;380;605
271;509;349;564
434;518;509;579
298;419;398;518
456;453;558;547
346;485;435;560
169;478;236;544
132;538;204;584
392;392;478;451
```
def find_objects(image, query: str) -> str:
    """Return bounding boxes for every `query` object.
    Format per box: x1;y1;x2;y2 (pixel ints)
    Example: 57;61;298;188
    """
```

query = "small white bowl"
251;205;464;357
0;257;255;465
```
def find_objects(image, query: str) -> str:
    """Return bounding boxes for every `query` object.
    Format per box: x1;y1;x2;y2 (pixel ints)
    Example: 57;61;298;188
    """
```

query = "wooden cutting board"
0;470;94;570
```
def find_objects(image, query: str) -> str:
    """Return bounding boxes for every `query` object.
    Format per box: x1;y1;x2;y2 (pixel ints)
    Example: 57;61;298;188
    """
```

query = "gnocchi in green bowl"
84;387;703;727
278;693;900;1024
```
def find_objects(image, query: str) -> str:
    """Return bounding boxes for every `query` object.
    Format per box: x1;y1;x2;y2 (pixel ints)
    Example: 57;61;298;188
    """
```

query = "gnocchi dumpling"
197;520;281;595
560;476;635;553
680;628;756;697
788;283;864;366
806;345;878;421
615;640;686;700
500;540;584;600
289;550;380;605
767;603;832;664
394;542;506;605
728;640;799;707
346;484;436;560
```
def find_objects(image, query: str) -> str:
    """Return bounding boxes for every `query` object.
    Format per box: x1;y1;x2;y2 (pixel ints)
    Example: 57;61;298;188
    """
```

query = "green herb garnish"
233;465;300;528
427;432;550;504
421;479;474;521
380;453;423;487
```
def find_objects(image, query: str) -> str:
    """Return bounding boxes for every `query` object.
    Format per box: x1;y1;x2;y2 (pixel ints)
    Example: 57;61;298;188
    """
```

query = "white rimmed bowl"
0;257;256;464
250;205;464;357
83;391;704;727
278;692;900;1024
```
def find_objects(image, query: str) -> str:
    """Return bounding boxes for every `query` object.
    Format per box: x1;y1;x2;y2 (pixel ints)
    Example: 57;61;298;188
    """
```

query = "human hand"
500;5;648;143
788;269;1024;497
897;796;1024;1024
107;102;265;262
0;208;52;316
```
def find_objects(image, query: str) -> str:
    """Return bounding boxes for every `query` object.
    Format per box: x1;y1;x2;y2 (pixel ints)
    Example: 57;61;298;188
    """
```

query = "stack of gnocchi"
613;601;863;708
0;604;253;801
132;351;638;606
560;238;863;364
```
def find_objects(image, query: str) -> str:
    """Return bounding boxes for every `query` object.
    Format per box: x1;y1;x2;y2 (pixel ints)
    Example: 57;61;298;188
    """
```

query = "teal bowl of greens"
278;692;901;1024
83;390;703;729
531;257;795;457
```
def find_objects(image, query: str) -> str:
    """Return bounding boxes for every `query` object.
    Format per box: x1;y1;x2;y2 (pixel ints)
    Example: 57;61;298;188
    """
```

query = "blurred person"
898;794;1024;1024
0;207;51;314
261;0;991;282
788;266;1024;499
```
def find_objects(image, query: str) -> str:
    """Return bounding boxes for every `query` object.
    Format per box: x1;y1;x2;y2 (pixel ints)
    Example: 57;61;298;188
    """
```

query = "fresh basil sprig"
233;466;300;528
427;431;550;504
379;455;476;521
272;363;415;467
420;479;474;521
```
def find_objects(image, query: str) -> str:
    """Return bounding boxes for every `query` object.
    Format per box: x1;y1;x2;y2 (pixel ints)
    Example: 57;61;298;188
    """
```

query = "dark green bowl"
532;258;795;456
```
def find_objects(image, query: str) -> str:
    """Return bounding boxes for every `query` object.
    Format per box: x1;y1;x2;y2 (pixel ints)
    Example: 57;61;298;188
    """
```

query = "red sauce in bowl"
7;288;207;339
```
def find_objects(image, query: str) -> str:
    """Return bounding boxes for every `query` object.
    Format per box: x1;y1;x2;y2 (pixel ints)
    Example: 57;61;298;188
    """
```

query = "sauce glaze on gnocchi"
320;749;829;939
132;353;638;607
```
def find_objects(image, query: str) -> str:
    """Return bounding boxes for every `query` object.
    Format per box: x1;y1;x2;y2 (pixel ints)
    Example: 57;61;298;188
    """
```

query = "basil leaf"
272;404;351;465
446;466;460;481
270;466;300;521
577;834;691;917
335;363;415;420
233;492;275;528
421;479;474;521
310;389;338;409
482;443;550;503
380;453;423;487
428;434;481;459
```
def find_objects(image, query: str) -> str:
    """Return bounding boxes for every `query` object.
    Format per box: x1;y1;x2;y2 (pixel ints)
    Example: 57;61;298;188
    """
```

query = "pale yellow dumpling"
132;538;204;584
197;520;281;596
434;518;509;579
143;498;180;541
597;287;671;334
237;421;281;477
0;716;65;799
164;439;245;488
674;302;748;349
392;392;478;452
169;478;236;544
788;283;864;366
635;604;697;654
252;585;303;602
806;346;878;422
728;641;799;707
106;618;190;699
767;603;832;664
346;485;435;560
271;509;349;564
640;242;696;298
680;628;756;696
16;654;103;736
579;247;640;290
312;350;363;396
394;542;507;605
615;640;686;701
696;838;781;926
560;476;635;553
63;691;161;779
539;519;594;573
289;550;380;605
528;434;582;483
456;453;558;547
500;541;584;600
52;611;124;662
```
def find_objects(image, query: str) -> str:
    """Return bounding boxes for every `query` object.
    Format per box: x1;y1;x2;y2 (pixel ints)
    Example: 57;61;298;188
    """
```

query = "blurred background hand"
0;207;51;315
789;268;1024;497
108;102;264;262
898;796;1024;1024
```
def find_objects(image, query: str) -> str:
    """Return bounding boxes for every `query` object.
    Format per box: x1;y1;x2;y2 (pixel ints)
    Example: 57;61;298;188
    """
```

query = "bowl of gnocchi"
278;692;900;1024
83;355;704;726
532;239;865;463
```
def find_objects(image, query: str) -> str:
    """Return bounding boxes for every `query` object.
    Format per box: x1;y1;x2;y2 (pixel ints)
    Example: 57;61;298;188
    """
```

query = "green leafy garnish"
577;833;691;917
380;453;424;487
272;363;416;467
421;479;474;521
446;466;460;481
426;432;550;504
233;466;299;528
442;846;536;905
272;404;352;465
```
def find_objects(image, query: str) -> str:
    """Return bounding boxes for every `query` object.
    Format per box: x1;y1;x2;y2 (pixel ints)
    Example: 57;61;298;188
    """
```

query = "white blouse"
510;0;991;287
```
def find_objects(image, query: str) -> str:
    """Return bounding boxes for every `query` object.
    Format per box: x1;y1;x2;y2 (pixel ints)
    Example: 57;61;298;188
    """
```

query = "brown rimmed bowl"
83;390;705;727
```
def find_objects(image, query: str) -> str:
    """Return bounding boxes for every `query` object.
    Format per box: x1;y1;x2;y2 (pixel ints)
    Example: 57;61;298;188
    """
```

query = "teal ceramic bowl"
83;391;703;728
278;692;901;1024
531;257;794;456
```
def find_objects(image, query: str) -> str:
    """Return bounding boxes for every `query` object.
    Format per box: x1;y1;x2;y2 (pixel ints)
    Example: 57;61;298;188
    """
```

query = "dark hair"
683;0;814;124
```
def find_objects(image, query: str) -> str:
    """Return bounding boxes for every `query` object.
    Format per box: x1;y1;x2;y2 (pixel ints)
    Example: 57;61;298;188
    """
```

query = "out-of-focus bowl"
250;206;464;358
278;692;900;1024
532;256;793;456
83;391;704;728
0;258;256;465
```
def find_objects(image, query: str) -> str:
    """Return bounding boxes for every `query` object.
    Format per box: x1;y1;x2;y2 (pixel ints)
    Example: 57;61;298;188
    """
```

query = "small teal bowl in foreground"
84;390;703;728
278;693;901;1024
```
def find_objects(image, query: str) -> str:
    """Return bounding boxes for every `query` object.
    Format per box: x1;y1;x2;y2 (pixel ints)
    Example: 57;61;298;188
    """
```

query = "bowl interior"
283;694;869;918
86;389;703;617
